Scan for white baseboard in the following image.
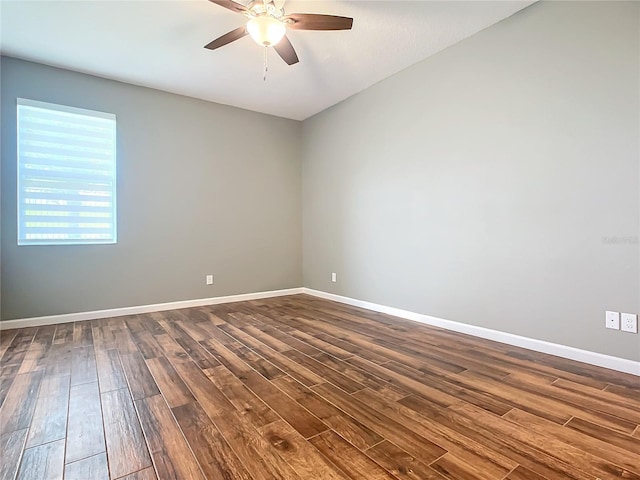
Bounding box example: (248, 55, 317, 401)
(0, 287, 304, 331)
(302, 288, 640, 377)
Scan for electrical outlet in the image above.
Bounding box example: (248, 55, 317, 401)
(621, 313, 638, 333)
(331, 272, 337, 283)
(605, 311, 620, 330)
(206, 274, 213, 285)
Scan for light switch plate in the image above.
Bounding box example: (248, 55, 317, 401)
(605, 311, 620, 330)
(621, 313, 638, 333)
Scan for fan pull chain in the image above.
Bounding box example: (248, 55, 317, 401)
(263, 46, 268, 81)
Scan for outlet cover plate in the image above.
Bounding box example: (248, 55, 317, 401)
(605, 311, 620, 330)
(621, 313, 638, 333)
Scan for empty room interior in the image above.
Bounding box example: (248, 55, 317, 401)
(1, 0, 639, 479)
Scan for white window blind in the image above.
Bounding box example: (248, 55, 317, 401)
(17, 98, 117, 245)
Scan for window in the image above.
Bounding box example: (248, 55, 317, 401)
(17, 98, 117, 245)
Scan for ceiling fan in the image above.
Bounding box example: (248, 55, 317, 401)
(204, 0, 354, 66)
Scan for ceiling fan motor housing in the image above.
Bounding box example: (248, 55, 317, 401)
(246, 0, 284, 19)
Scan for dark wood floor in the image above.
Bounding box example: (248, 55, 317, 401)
(1, 294, 639, 480)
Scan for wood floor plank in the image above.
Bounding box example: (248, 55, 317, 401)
(64, 453, 109, 480)
(603, 383, 640, 401)
(239, 322, 293, 352)
(172, 401, 255, 480)
(241, 369, 328, 438)
(171, 318, 210, 342)
(430, 452, 501, 480)
(505, 372, 640, 425)
(145, 355, 195, 408)
(204, 364, 279, 428)
(400, 341, 511, 381)
(385, 361, 515, 417)
(190, 317, 237, 345)
(316, 321, 464, 377)
(313, 382, 447, 464)
(506, 465, 548, 480)
(309, 430, 396, 480)
(553, 377, 640, 410)
(197, 329, 261, 377)
(26, 374, 70, 448)
(1, 328, 38, 377)
(165, 354, 301, 480)
(229, 345, 286, 380)
(344, 357, 457, 409)
(215, 323, 325, 387)
(0, 371, 43, 434)
(449, 402, 639, 480)
(505, 348, 639, 390)
(282, 349, 366, 393)
(123, 316, 148, 337)
(116, 468, 157, 480)
(133, 330, 164, 360)
(399, 395, 596, 480)
(44, 344, 73, 378)
(315, 330, 391, 364)
(17, 325, 56, 374)
(101, 388, 152, 479)
(198, 332, 328, 438)
(565, 417, 640, 455)
(17, 439, 65, 480)
(272, 375, 383, 450)
(119, 351, 160, 400)
(70, 346, 97, 386)
(95, 348, 127, 393)
(313, 352, 411, 396)
(53, 323, 74, 346)
(66, 381, 105, 464)
(162, 319, 221, 370)
(142, 313, 172, 335)
(0, 428, 28, 480)
(366, 440, 448, 480)
(458, 346, 609, 390)
(110, 317, 139, 355)
(135, 394, 205, 479)
(352, 388, 517, 478)
(252, 321, 325, 357)
(73, 321, 94, 347)
(258, 419, 350, 479)
(0, 375, 16, 410)
(286, 328, 355, 360)
(503, 408, 640, 475)
(476, 372, 638, 434)
(0, 329, 19, 358)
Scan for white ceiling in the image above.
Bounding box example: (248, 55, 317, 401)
(0, 0, 534, 120)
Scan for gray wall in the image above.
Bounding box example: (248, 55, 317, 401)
(302, 1, 640, 361)
(1, 57, 302, 320)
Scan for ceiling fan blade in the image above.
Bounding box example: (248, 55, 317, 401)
(283, 13, 353, 31)
(274, 35, 299, 65)
(204, 26, 248, 50)
(208, 0, 247, 14)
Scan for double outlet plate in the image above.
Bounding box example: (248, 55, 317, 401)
(606, 311, 638, 333)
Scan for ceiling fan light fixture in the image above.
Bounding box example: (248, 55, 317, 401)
(247, 15, 286, 46)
